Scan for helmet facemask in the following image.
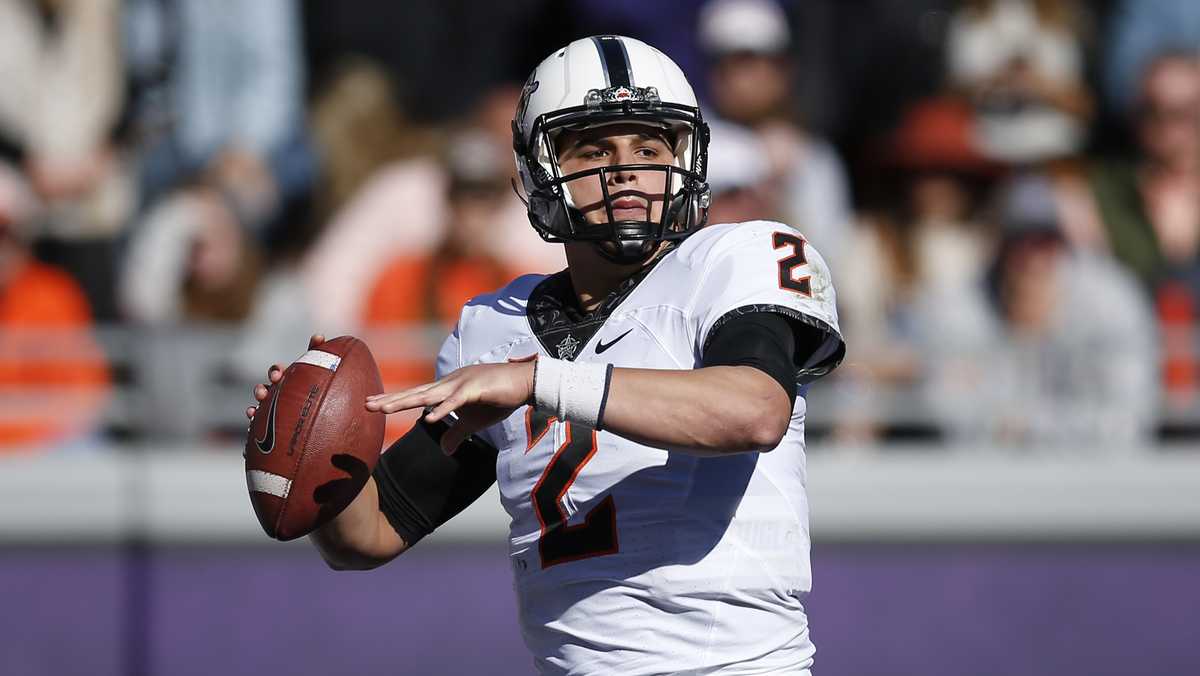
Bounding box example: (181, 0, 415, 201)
(515, 87, 712, 263)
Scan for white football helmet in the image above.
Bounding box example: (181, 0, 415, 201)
(513, 35, 711, 262)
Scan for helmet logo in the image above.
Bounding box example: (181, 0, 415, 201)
(585, 86, 661, 109)
(516, 77, 540, 125)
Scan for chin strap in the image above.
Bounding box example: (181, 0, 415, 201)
(593, 239, 657, 264)
(510, 177, 530, 207)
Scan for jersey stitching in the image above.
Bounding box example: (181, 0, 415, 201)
(698, 517, 743, 668)
(683, 223, 769, 339)
(756, 469, 806, 535)
(623, 311, 690, 369)
(746, 468, 810, 596)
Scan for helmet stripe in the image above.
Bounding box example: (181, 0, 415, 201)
(591, 35, 632, 89)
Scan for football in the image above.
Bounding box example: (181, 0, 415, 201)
(244, 336, 386, 541)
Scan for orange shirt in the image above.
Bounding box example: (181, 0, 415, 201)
(0, 260, 110, 449)
(364, 253, 513, 437)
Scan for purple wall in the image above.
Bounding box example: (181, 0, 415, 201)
(3, 543, 1198, 676)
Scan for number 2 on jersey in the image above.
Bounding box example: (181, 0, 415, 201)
(773, 231, 812, 296)
(526, 408, 619, 568)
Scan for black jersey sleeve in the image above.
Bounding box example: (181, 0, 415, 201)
(701, 310, 837, 406)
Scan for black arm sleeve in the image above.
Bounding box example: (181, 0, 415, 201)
(371, 417, 498, 546)
(702, 311, 834, 407)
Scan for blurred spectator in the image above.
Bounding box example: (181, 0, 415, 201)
(117, 177, 275, 440)
(0, 0, 123, 202)
(303, 67, 562, 333)
(704, 119, 774, 225)
(118, 0, 313, 437)
(125, 0, 312, 233)
(699, 0, 853, 268)
(363, 133, 519, 438)
(300, 58, 447, 333)
(119, 185, 264, 323)
(0, 163, 109, 450)
(1090, 52, 1200, 288)
(308, 57, 442, 222)
(1088, 51, 1200, 410)
(946, 0, 1094, 164)
(835, 101, 998, 442)
(364, 133, 517, 330)
(923, 173, 1157, 449)
(466, 82, 566, 275)
(1104, 0, 1200, 118)
(0, 0, 131, 319)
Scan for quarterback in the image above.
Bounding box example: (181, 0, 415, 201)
(249, 36, 844, 674)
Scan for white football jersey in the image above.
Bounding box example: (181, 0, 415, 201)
(435, 221, 844, 675)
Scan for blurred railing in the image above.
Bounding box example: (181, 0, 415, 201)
(2, 446, 1199, 544)
(3, 324, 1200, 546)
(0, 323, 1198, 448)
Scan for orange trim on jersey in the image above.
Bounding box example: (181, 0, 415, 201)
(527, 418, 619, 568)
(524, 405, 557, 454)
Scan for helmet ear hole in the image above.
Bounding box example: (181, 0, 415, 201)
(511, 120, 527, 154)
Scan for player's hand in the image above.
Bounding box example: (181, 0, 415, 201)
(245, 334, 325, 420)
(365, 360, 536, 454)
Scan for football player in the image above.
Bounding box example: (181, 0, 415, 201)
(248, 35, 844, 675)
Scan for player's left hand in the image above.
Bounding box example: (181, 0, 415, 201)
(365, 360, 536, 454)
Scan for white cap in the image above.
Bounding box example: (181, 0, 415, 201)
(705, 118, 769, 194)
(698, 0, 791, 57)
(446, 129, 508, 185)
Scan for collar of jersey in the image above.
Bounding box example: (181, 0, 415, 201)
(527, 245, 674, 361)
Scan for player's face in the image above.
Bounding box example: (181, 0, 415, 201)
(555, 124, 675, 226)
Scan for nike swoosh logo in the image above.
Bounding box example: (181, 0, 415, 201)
(255, 387, 280, 454)
(595, 329, 633, 354)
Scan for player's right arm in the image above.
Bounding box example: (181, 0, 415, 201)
(308, 475, 406, 570)
(306, 414, 498, 571)
(247, 332, 498, 571)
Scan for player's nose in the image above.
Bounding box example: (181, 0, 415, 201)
(607, 147, 640, 184)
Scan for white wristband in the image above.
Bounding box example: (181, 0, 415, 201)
(533, 357, 613, 429)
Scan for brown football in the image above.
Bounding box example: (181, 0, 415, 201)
(244, 336, 386, 541)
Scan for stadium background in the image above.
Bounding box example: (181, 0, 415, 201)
(1, 1, 1199, 674)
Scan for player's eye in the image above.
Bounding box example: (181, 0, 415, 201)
(635, 146, 661, 158)
(579, 148, 608, 160)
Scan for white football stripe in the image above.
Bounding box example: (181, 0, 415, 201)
(296, 349, 341, 371)
(246, 470, 291, 499)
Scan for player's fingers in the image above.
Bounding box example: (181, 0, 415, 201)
(254, 383, 270, 401)
(365, 392, 403, 413)
(365, 380, 444, 411)
(366, 380, 437, 403)
(267, 364, 284, 383)
(308, 334, 326, 350)
(421, 390, 468, 423)
(245, 405, 257, 420)
(369, 385, 447, 414)
(365, 388, 417, 411)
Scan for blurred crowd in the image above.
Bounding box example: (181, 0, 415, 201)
(2, 0, 1199, 452)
